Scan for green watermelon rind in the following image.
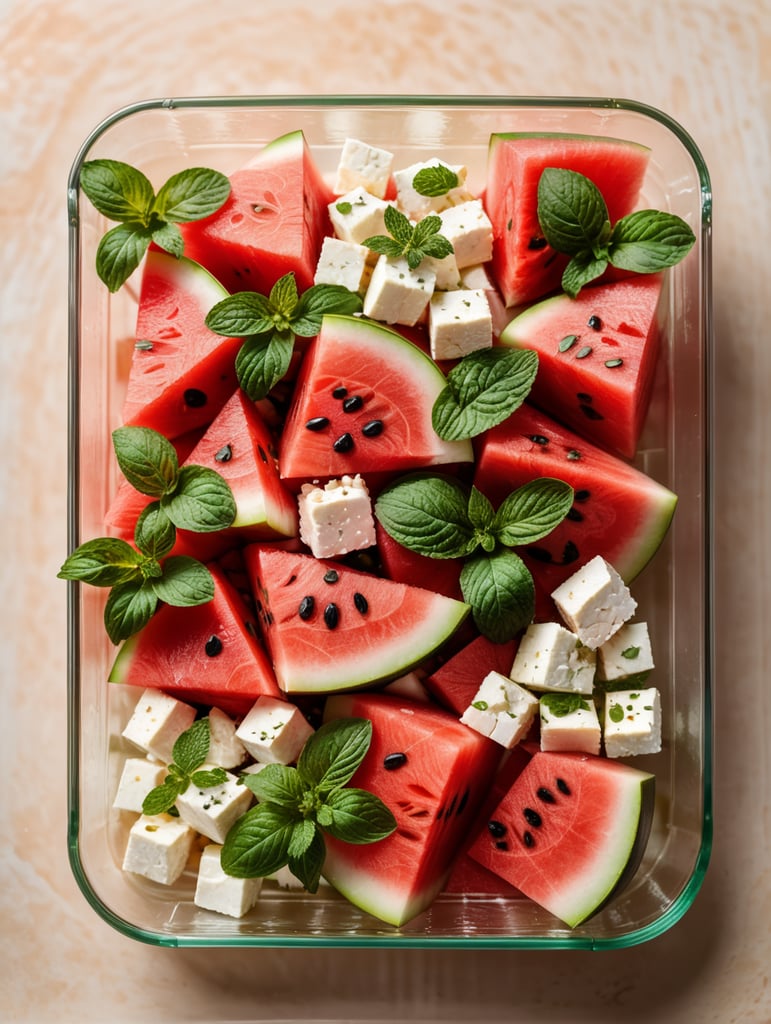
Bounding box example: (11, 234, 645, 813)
(488, 131, 650, 154)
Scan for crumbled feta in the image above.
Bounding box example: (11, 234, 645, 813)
(175, 768, 254, 844)
(122, 813, 195, 885)
(596, 621, 655, 684)
(298, 473, 376, 558)
(235, 695, 314, 764)
(460, 670, 539, 749)
(437, 199, 493, 268)
(539, 694, 601, 755)
(603, 687, 662, 757)
(428, 288, 493, 361)
(329, 187, 390, 244)
(334, 137, 394, 199)
(194, 843, 263, 918)
(509, 621, 596, 695)
(392, 159, 473, 219)
(207, 707, 248, 770)
(112, 757, 167, 813)
(314, 236, 374, 294)
(362, 254, 436, 326)
(121, 688, 197, 763)
(551, 556, 637, 650)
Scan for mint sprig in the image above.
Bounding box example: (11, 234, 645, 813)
(142, 718, 228, 815)
(536, 167, 696, 297)
(221, 718, 396, 892)
(205, 272, 362, 401)
(412, 164, 460, 198)
(375, 475, 574, 641)
(79, 159, 231, 292)
(363, 205, 454, 271)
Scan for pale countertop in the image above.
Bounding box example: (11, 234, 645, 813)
(2, 0, 769, 1021)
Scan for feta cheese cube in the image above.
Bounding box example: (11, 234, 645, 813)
(603, 687, 662, 757)
(362, 254, 436, 326)
(207, 707, 248, 770)
(112, 757, 167, 813)
(509, 621, 596, 695)
(121, 688, 197, 763)
(298, 473, 376, 558)
(313, 236, 373, 294)
(236, 695, 314, 764)
(175, 768, 253, 844)
(334, 137, 394, 199)
(539, 694, 601, 755)
(122, 813, 194, 885)
(329, 187, 390, 244)
(460, 670, 539, 749)
(392, 159, 473, 219)
(551, 556, 637, 650)
(422, 249, 463, 291)
(459, 263, 509, 339)
(194, 843, 263, 918)
(596, 621, 655, 684)
(428, 288, 493, 361)
(437, 199, 493, 268)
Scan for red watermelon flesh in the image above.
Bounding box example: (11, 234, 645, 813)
(473, 403, 677, 619)
(322, 692, 503, 926)
(467, 750, 655, 927)
(122, 251, 241, 439)
(180, 130, 333, 296)
(500, 275, 663, 460)
(108, 563, 281, 718)
(424, 633, 520, 716)
(376, 521, 463, 602)
(485, 133, 650, 308)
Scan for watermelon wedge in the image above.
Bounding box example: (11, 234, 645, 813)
(424, 633, 520, 716)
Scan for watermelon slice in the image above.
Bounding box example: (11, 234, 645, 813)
(467, 750, 655, 927)
(108, 563, 281, 717)
(485, 133, 650, 307)
(500, 275, 663, 459)
(278, 314, 474, 489)
(424, 633, 520, 716)
(322, 692, 502, 926)
(122, 251, 241, 439)
(473, 403, 677, 618)
(243, 544, 470, 693)
(180, 130, 333, 296)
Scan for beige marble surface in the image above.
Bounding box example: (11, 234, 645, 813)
(2, 0, 770, 1020)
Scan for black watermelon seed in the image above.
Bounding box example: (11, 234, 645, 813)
(579, 403, 605, 421)
(257, 444, 268, 464)
(298, 596, 315, 620)
(495, 840, 509, 850)
(556, 777, 571, 796)
(214, 444, 232, 463)
(577, 391, 593, 403)
(383, 752, 408, 770)
(305, 416, 330, 432)
(574, 489, 591, 502)
(205, 635, 223, 657)
(183, 388, 207, 408)
(353, 591, 368, 614)
(528, 434, 549, 446)
(523, 831, 535, 848)
(323, 603, 339, 629)
(456, 787, 469, 815)
(333, 432, 354, 453)
(587, 314, 603, 330)
(332, 386, 348, 399)
(526, 546, 554, 564)
(342, 395, 364, 413)
(487, 820, 506, 838)
(566, 507, 584, 522)
(562, 541, 580, 564)
(536, 786, 556, 804)
(362, 419, 384, 437)
(323, 569, 339, 584)
(527, 236, 547, 250)
(523, 807, 543, 828)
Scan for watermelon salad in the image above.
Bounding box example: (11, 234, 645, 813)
(64, 127, 695, 932)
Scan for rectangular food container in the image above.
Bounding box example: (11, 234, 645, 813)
(66, 96, 713, 949)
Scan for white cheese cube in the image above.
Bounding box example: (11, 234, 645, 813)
(437, 199, 493, 269)
(428, 288, 493, 361)
(383, 672, 430, 702)
(460, 670, 539, 749)
(207, 707, 249, 770)
(459, 264, 509, 339)
(362, 254, 436, 326)
(596, 621, 655, 683)
(298, 473, 376, 558)
(329, 187, 390, 244)
(122, 813, 194, 885)
(194, 843, 263, 918)
(539, 694, 601, 755)
(603, 687, 662, 757)
(334, 137, 394, 199)
(551, 556, 637, 650)
(392, 159, 473, 219)
(510, 621, 596, 695)
(175, 768, 253, 844)
(313, 236, 374, 294)
(113, 757, 167, 813)
(422, 249, 463, 291)
(121, 688, 197, 763)
(236, 695, 314, 764)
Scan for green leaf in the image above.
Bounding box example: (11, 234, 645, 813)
(609, 209, 696, 272)
(95, 223, 152, 292)
(150, 556, 215, 607)
(268, 272, 300, 325)
(142, 778, 182, 816)
(133, 502, 176, 559)
(243, 763, 307, 809)
(287, 817, 318, 859)
(468, 486, 495, 534)
(161, 466, 237, 532)
(540, 692, 591, 718)
(418, 232, 454, 260)
(537, 167, 610, 257)
(375, 474, 477, 559)
(152, 167, 231, 223)
(80, 159, 155, 223)
(297, 718, 372, 793)
(57, 537, 142, 587)
(561, 252, 608, 298)
(172, 717, 211, 774)
(191, 767, 229, 789)
(492, 478, 574, 547)
(104, 579, 158, 644)
(221, 803, 297, 878)
(412, 163, 459, 197)
(287, 826, 326, 893)
(383, 203, 414, 247)
(460, 549, 535, 643)
(205, 292, 276, 337)
(112, 426, 179, 497)
(362, 235, 404, 259)
(321, 787, 397, 844)
(291, 285, 363, 337)
(432, 348, 538, 441)
(235, 330, 295, 401)
(151, 220, 184, 259)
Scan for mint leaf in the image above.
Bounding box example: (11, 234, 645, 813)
(150, 220, 184, 259)
(540, 692, 591, 718)
(291, 285, 363, 337)
(364, 235, 404, 259)
(96, 224, 152, 292)
(150, 556, 215, 607)
(172, 716, 211, 774)
(142, 778, 182, 816)
(432, 347, 538, 441)
(243, 764, 307, 808)
(460, 549, 534, 643)
(80, 159, 154, 223)
(412, 164, 459, 197)
(468, 486, 496, 553)
(205, 292, 276, 337)
(104, 579, 158, 644)
(161, 465, 236, 532)
(191, 768, 229, 789)
(134, 502, 176, 559)
(383, 203, 414, 246)
(537, 167, 610, 257)
(561, 252, 608, 299)
(297, 718, 372, 793)
(492, 478, 574, 546)
(321, 787, 397, 844)
(267, 273, 300, 329)
(57, 537, 142, 587)
(287, 818, 318, 859)
(235, 330, 295, 401)
(287, 826, 326, 893)
(221, 803, 297, 878)
(363, 206, 453, 271)
(112, 426, 179, 497)
(375, 474, 476, 559)
(152, 167, 231, 223)
(609, 209, 696, 272)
